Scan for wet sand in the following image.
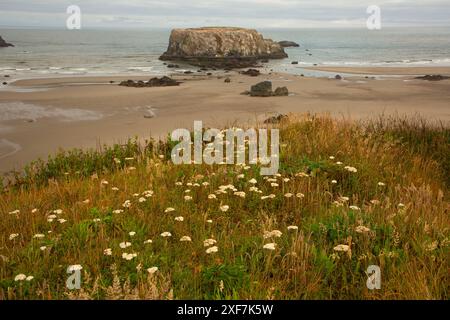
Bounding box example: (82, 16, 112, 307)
(1, 69, 450, 173)
(306, 66, 450, 76)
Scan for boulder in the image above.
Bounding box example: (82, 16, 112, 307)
(278, 41, 300, 48)
(160, 27, 288, 69)
(241, 69, 260, 77)
(335, 74, 342, 80)
(119, 76, 180, 88)
(224, 77, 231, 83)
(291, 61, 299, 65)
(274, 87, 289, 96)
(0, 36, 14, 48)
(415, 75, 450, 81)
(250, 81, 273, 97)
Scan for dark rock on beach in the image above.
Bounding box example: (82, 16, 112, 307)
(291, 61, 299, 65)
(160, 27, 288, 69)
(119, 76, 180, 88)
(248, 81, 289, 97)
(224, 77, 231, 83)
(278, 41, 300, 48)
(335, 75, 342, 80)
(415, 75, 450, 81)
(241, 69, 260, 77)
(0, 36, 14, 48)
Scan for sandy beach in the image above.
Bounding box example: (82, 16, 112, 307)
(1, 68, 450, 173)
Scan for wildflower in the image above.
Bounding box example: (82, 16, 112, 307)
(184, 189, 191, 193)
(133, 193, 140, 197)
(264, 230, 283, 239)
(271, 183, 279, 187)
(425, 241, 439, 252)
(263, 243, 276, 251)
(26, 276, 34, 281)
(175, 216, 184, 222)
(33, 234, 45, 239)
(220, 205, 230, 212)
(68, 265, 83, 272)
(9, 210, 20, 215)
(284, 193, 293, 198)
(138, 197, 147, 203)
(129, 232, 136, 237)
(206, 246, 218, 254)
(283, 178, 290, 183)
(336, 162, 343, 166)
(82, 199, 90, 204)
(202, 182, 210, 187)
(127, 167, 136, 171)
(184, 196, 193, 201)
(339, 196, 350, 202)
(349, 206, 361, 211)
(356, 226, 371, 233)
(103, 248, 112, 256)
(9, 233, 19, 240)
(288, 226, 299, 231)
(165, 207, 175, 213)
(101, 180, 109, 185)
(161, 232, 172, 238)
(344, 166, 358, 173)
(333, 245, 350, 252)
(114, 158, 121, 164)
(234, 191, 246, 198)
(370, 200, 381, 205)
(237, 174, 245, 179)
(206, 219, 213, 224)
(175, 182, 183, 186)
(208, 194, 217, 200)
(180, 236, 192, 242)
(122, 200, 132, 208)
(296, 193, 305, 199)
(249, 178, 257, 184)
(204, 239, 217, 247)
(329, 156, 335, 160)
(125, 157, 134, 161)
(93, 218, 101, 222)
(112, 187, 119, 191)
(119, 242, 132, 249)
(147, 267, 158, 274)
(398, 203, 406, 208)
(113, 209, 124, 214)
(143, 190, 154, 197)
(122, 253, 137, 261)
(378, 182, 386, 187)
(31, 209, 38, 213)
(58, 219, 67, 224)
(144, 239, 153, 244)
(159, 155, 165, 159)
(331, 180, 338, 184)
(14, 274, 27, 281)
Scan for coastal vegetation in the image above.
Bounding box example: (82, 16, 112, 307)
(0, 114, 448, 300)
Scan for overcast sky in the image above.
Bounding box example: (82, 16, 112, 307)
(0, 0, 449, 29)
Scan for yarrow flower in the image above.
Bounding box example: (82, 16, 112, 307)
(119, 242, 132, 249)
(378, 182, 386, 187)
(344, 166, 358, 173)
(219, 205, 230, 212)
(129, 231, 136, 237)
(144, 239, 153, 244)
(33, 234, 45, 239)
(147, 267, 158, 274)
(180, 236, 192, 242)
(184, 196, 193, 201)
(104, 248, 113, 256)
(204, 239, 217, 247)
(113, 209, 124, 214)
(349, 205, 361, 211)
(161, 232, 172, 238)
(264, 230, 283, 239)
(263, 243, 276, 251)
(122, 200, 132, 208)
(284, 193, 293, 198)
(206, 246, 218, 254)
(9, 233, 19, 240)
(208, 194, 217, 200)
(14, 274, 27, 282)
(249, 178, 257, 184)
(175, 216, 184, 222)
(333, 244, 350, 252)
(287, 226, 299, 231)
(122, 253, 137, 261)
(164, 207, 175, 213)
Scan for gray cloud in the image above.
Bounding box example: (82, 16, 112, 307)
(0, 0, 449, 28)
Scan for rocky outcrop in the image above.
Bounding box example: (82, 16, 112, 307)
(119, 76, 180, 88)
(278, 41, 300, 48)
(160, 27, 287, 68)
(240, 69, 260, 77)
(415, 75, 449, 81)
(246, 81, 289, 97)
(0, 36, 14, 48)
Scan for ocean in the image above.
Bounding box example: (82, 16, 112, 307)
(1, 27, 450, 79)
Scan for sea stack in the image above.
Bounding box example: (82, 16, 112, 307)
(160, 27, 288, 68)
(0, 36, 14, 47)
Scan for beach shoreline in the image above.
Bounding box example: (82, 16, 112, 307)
(1, 67, 450, 174)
